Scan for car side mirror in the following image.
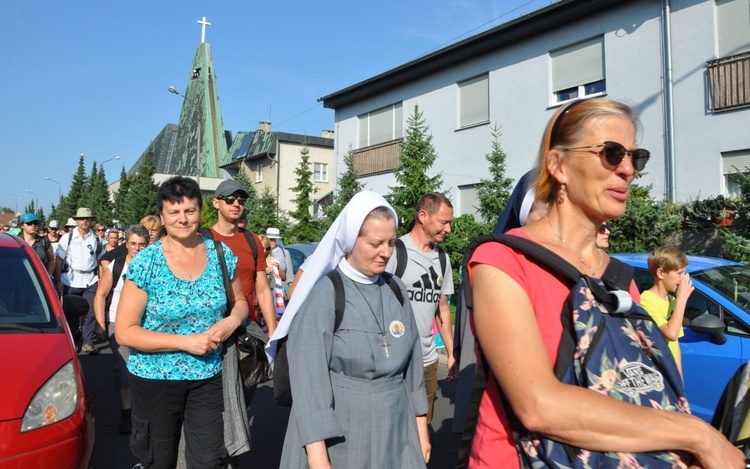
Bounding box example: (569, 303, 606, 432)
(62, 295, 89, 320)
(688, 314, 727, 345)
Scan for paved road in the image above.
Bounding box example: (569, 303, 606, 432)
(83, 346, 461, 468)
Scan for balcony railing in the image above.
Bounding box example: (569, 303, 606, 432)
(708, 52, 750, 112)
(353, 140, 402, 176)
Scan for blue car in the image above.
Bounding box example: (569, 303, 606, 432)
(612, 253, 750, 422)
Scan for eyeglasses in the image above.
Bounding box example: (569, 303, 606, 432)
(96, 228, 106, 233)
(560, 141, 650, 172)
(148, 228, 160, 234)
(219, 195, 246, 205)
(127, 242, 148, 249)
(23, 221, 39, 226)
(598, 224, 611, 235)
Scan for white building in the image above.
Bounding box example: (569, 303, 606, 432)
(320, 0, 750, 219)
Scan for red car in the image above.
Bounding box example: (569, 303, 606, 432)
(0, 233, 95, 468)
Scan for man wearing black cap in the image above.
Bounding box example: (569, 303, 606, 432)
(208, 179, 277, 337)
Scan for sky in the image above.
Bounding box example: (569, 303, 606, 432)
(1, 0, 555, 217)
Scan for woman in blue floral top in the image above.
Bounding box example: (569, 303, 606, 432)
(115, 176, 249, 469)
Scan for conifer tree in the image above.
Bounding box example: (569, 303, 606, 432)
(119, 153, 159, 225)
(246, 186, 280, 235)
(288, 143, 319, 242)
(389, 104, 443, 234)
(112, 165, 131, 225)
(58, 155, 88, 220)
(321, 144, 365, 230)
(476, 124, 515, 223)
(234, 170, 259, 218)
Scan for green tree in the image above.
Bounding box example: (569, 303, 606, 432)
(112, 165, 132, 225)
(389, 104, 443, 234)
(442, 213, 492, 294)
(201, 198, 217, 229)
(476, 124, 515, 223)
(246, 186, 280, 235)
(288, 143, 319, 243)
(82, 165, 114, 226)
(119, 153, 159, 226)
(608, 181, 682, 253)
(58, 155, 88, 220)
(321, 143, 365, 230)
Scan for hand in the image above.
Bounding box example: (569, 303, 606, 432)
(676, 273, 695, 300)
(55, 281, 63, 296)
(95, 323, 107, 341)
(690, 421, 745, 469)
(445, 354, 458, 381)
(207, 316, 241, 343)
(182, 333, 222, 356)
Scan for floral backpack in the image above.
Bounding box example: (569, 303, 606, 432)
(456, 234, 690, 469)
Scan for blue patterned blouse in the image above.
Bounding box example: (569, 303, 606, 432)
(125, 237, 237, 380)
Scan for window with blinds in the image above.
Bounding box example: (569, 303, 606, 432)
(717, 0, 750, 58)
(550, 37, 606, 103)
(458, 74, 489, 128)
(723, 149, 750, 196)
(358, 103, 403, 148)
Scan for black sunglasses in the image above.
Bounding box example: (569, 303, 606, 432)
(598, 223, 611, 235)
(24, 221, 39, 226)
(219, 195, 246, 205)
(561, 141, 650, 172)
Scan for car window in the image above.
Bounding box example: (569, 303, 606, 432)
(632, 268, 654, 292)
(0, 248, 57, 331)
(287, 248, 306, 275)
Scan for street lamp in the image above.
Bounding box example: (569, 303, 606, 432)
(25, 190, 39, 210)
(101, 156, 121, 165)
(168, 85, 202, 188)
(10, 197, 22, 214)
(46, 177, 62, 202)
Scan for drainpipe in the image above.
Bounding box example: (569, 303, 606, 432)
(662, 0, 676, 202)
(275, 138, 281, 220)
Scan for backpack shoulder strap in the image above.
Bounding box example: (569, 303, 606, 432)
(213, 239, 234, 318)
(380, 272, 404, 306)
(112, 256, 126, 289)
(602, 257, 635, 292)
(436, 245, 448, 278)
(326, 270, 346, 332)
(200, 228, 214, 240)
(394, 238, 408, 278)
(242, 230, 259, 263)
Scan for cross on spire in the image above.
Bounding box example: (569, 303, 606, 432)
(197, 16, 211, 43)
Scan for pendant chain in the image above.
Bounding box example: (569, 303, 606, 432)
(544, 215, 603, 276)
(169, 236, 199, 280)
(353, 281, 391, 360)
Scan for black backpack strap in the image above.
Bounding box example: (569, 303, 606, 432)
(200, 228, 214, 240)
(380, 272, 404, 306)
(394, 238, 408, 278)
(112, 256, 126, 291)
(213, 239, 234, 317)
(242, 230, 259, 262)
(104, 255, 127, 323)
(326, 271, 346, 332)
(601, 257, 634, 292)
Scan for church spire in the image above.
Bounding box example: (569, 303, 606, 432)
(171, 17, 227, 184)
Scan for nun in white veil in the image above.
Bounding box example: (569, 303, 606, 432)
(272, 191, 430, 469)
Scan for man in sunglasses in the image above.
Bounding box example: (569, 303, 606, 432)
(55, 207, 104, 354)
(205, 180, 277, 411)
(19, 213, 55, 275)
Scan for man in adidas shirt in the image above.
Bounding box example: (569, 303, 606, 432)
(386, 192, 456, 424)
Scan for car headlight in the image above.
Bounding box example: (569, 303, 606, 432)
(21, 361, 78, 432)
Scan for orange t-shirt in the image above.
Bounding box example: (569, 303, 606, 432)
(210, 228, 268, 322)
(466, 229, 640, 468)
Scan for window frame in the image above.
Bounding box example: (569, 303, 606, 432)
(358, 102, 403, 149)
(458, 74, 490, 129)
(255, 164, 263, 183)
(313, 162, 329, 182)
(550, 36, 606, 104)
